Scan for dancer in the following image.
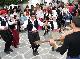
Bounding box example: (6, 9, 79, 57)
(8, 14, 19, 48)
(0, 10, 13, 54)
(22, 12, 43, 56)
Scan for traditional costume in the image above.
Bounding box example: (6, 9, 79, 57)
(22, 13, 43, 56)
(8, 14, 19, 48)
(0, 10, 13, 54)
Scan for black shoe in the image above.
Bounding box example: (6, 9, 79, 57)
(36, 51, 39, 55)
(9, 48, 13, 52)
(52, 47, 54, 51)
(4, 50, 10, 54)
(33, 52, 37, 56)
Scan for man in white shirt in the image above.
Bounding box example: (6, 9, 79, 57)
(0, 10, 13, 54)
(22, 12, 43, 56)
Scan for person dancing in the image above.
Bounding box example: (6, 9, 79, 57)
(22, 12, 44, 56)
(0, 10, 13, 54)
(8, 14, 19, 48)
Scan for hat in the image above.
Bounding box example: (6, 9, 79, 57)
(1, 10, 7, 15)
(0, 10, 1, 15)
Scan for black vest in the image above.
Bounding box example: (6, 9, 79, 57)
(27, 19, 38, 31)
(0, 17, 7, 34)
(0, 17, 6, 26)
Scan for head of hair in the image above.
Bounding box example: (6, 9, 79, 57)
(36, 3, 39, 6)
(69, 3, 73, 6)
(26, 5, 29, 8)
(30, 12, 35, 16)
(72, 16, 80, 28)
(0, 10, 7, 15)
(49, 3, 52, 5)
(52, 7, 56, 10)
(45, 16, 49, 20)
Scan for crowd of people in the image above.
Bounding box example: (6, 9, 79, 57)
(0, 1, 80, 59)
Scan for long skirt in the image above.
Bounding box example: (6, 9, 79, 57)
(11, 29, 19, 48)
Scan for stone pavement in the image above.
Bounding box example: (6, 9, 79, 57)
(0, 30, 67, 59)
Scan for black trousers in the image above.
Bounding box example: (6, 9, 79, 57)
(28, 31, 40, 52)
(0, 30, 13, 51)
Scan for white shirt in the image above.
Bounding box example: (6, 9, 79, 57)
(52, 10, 58, 19)
(22, 19, 44, 31)
(62, 8, 69, 15)
(53, 21, 58, 29)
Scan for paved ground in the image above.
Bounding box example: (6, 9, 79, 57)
(0, 30, 67, 59)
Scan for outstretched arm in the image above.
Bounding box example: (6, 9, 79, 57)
(49, 36, 69, 55)
(34, 40, 50, 45)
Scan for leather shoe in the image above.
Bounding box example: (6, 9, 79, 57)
(33, 51, 39, 56)
(9, 48, 13, 52)
(36, 51, 39, 55)
(4, 51, 10, 54)
(33, 52, 36, 56)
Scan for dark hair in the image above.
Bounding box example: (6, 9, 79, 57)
(30, 12, 35, 16)
(26, 5, 29, 8)
(72, 16, 80, 27)
(49, 3, 52, 5)
(69, 3, 73, 6)
(52, 7, 56, 10)
(36, 3, 39, 6)
(45, 16, 49, 20)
